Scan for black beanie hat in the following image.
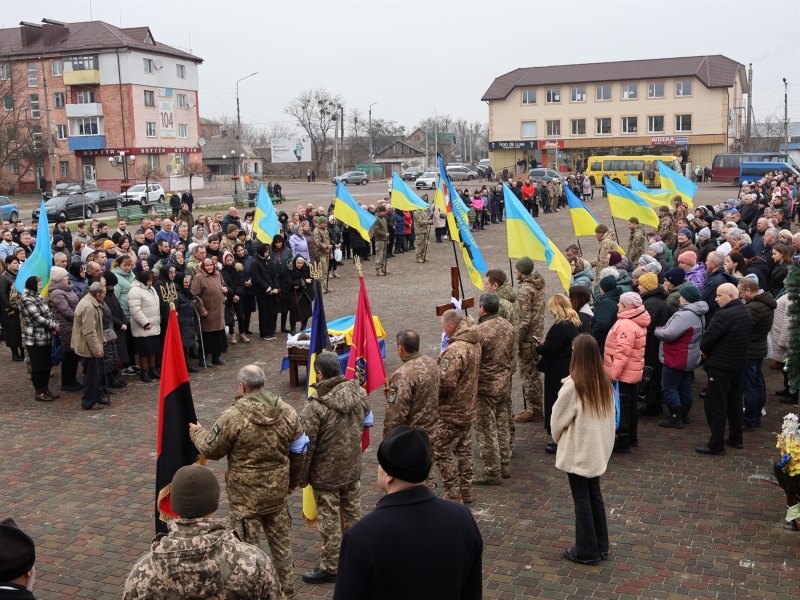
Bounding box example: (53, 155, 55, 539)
(0, 518, 35, 582)
(170, 465, 220, 519)
(377, 425, 432, 483)
(102, 271, 118, 286)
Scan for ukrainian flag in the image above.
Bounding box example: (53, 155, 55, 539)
(658, 161, 696, 208)
(389, 173, 428, 212)
(627, 174, 673, 209)
(15, 200, 53, 296)
(604, 177, 660, 228)
(333, 180, 376, 241)
(503, 183, 571, 292)
(565, 186, 625, 254)
(253, 184, 281, 244)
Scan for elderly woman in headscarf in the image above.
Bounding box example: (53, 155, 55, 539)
(191, 223, 208, 247)
(18, 276, 60, 401)
(289, 224, 310, 261)
(48, 265, 81, 392)
(191, 258, 228, 368)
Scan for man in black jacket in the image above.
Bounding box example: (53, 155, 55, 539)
(333, 426, 483, 600)
(697, 283, 753, 455)
(739, 278, 776, 429)
(701, 252, 738, 323)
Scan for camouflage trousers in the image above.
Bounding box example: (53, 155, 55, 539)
(374, 241, 387, 272)
(312, 479, 362, 574)
(315, 255, 329, 290)
(475, 393, 510, 477)
(415, 227, 429, 260)
(518, 345, 543, 421)
(432, 420, 473, 502)
(231, 507, 294, 597)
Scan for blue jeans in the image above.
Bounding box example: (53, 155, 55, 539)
(661, 366, 693, 409)
(742, 359, 765, 427)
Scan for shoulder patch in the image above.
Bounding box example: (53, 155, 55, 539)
(205, 423, 221, 445)
(441, 357, 451, 371)
(387, 385, 398, 403)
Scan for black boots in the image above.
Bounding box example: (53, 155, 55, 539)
(140, 370, 153, 383)
(658, 411, 684, 429)
(681, 403, 692, 425)
(148, 368, 161, 380)
(11, 347, 23, 362)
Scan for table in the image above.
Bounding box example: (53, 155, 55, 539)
(281, 339, 386, 388)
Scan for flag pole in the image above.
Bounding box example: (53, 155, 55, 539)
(508, 257, 514, 287)
(450, 239, 469, 317)
(576, 238, 583, 257)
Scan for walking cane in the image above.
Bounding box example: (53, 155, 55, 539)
(192, 303, 207, 368)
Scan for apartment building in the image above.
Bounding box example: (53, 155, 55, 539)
(482, 55, 748, 174)
(0, 18, 203, 193)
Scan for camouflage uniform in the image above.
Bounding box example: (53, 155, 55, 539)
(300, 376, 370, 574)
(313, 227, 331, 289)
(475, 314, 515, 478)
(495, 279, 519, 441)
(517, 272, 546, 421)
(190, 391, 305, 597)
(657, 213, 676, 248)
(628, 225, 647, 264)
(384, 352, 440, 491)
(373, 212, 389, 274)
(123, 518, 281, 600)
(413, 209, 431, 261)
(591, 230, 619, 284)
(435, 317, 481, 502)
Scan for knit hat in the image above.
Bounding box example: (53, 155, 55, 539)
(638, 254, 657, 267)
(642, 261, 662, 274)
(515, 257, 534, 275)
(170, 464, 220, 519)
(629, 217, 639, 224)
(678, 251, 697, 266)
(595, 224, 608, 234)
(608, 251, 622, 266)
(103, 240, 116, 250)
(377, 425, 432, 483)
(649, 241, 665, 254)
(679, 285, 701, 303)
(659, 205, 670, 213)
(0, 518, 35, 582)
(698, 227, 711, 239)
(599, 275, 618, 292)
(53, 234, 64, 244)
(227, 224, 239, 234)
(137, 245, 150, 256)
(620, 291, 642, 308)
(639, 272, 658, 291)
(740, 244, 756, 259)
(678, 228, 693, 239)
(103, 270, 118, 286)
(664, 267, 686, 285)
(50, 266, 68, 282)
(632, 266, 645, 280)
(188, 242, 198, 255)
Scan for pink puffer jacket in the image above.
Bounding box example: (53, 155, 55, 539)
(603, 306, 651, 384)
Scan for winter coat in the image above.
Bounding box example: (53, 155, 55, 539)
(489, 190, 501, 216)
(71, 293, 104, 358)
(696, 238, 717, 264)
(570, 264, 595, 290)
(437, 317, 481, 427)
(685, 263, 706, 290)
(49, 279, 79, 352)
(603, 306, 651, 384)
(234, 253, 256, 299)
(127, 280, 161, 338)
(641, 286, 670, 365)
(289, 233, 309, 261)
(578, 304, 593, 334)
(700, 300, 753, 377)
(251, 253, 277, 295)
(174, 285, 196, 349)
(536, 319, 580, 434)
(701, 268, 739, 323)
(655, 301, 708, 371)
(652, 251, 670, 275)
(747, 257, 770, 291)
(191, 268, 226, 333)
(665, 281, 689, 315)
(112, 267, 135, 319)
(432, 205, 447, 229)
(285, 256, 314, 323)
(770, 294, 791, 362)
(591, 287, 622, 352)
(674, 241, 699, 265)
(771, 262, 789, 296)
(68, 273, 87, 297)
(103, 290, 129, 364)
(744, 291, 777, 360)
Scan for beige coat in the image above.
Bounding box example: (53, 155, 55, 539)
(127, 280, 161, 337)
(71, 293, 104, 358)
(551, 376, 616, 478)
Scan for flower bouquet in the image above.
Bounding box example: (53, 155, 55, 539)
(775, 413, 800, 530)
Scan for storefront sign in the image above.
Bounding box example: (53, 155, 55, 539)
(488, 140, 537, 151)
(651, 136, 676, 145)
(538, 139, 565, 149)
(75, 147, 200, 157)
(675, 136, 689, 145)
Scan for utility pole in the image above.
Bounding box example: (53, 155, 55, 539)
(339, 105, 344, 173)
(369, 102, 377, 179)
(434, 110, 438, 161)
(745, 63, 753, 149)
(40, 59, 57, 192)
(333, 114, 338, 178)
(784, 78, 790, 151)
(235, 72, 258, 176)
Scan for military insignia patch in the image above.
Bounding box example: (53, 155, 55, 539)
(387, 385, 398, 403)
(205, 423, 221, 444)
(441, 357, 451, 371)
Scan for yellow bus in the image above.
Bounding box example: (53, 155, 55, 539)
(584, 155, 682, 187)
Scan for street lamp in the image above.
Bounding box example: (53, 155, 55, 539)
(369, 102, 377, 178)
(109, 151, 136, 205)
(223, 151, 245, 194)
(235, 72, 258, 160)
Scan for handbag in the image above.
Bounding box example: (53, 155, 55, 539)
(535, 356, 547, 373)
(333, 248, 342, 262)
(612, 381, 621, 431)
(103, 328, 117, 343)
(51, 333, 64, 366)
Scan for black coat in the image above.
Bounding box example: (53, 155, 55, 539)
(285, 258, 314, 323)
(537, 320, 580, 434)
(747, 257, 770, 291)
(333, 486, 483, 600)
(701, 268, 739, 324)
(771, 262, 789, 296)
(700, 300, 753, 377)
(591, 287, 622, 352)
(696, 238, 717, 264)
(251, 254, 277, 294)
(103, 289, 129, 364)
(641, 286, 670, 366)
(175, 285, 196, 349)
(745, 292, 776, 360)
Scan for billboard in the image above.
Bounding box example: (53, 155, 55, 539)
(158, 88, 175, 139)
(271, 137, 311, 163)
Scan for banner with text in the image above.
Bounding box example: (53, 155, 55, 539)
(271, 138, 312, 163)
(158, 88, 175, 139)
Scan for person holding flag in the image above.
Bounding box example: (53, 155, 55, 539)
(18, 275, 59, 403)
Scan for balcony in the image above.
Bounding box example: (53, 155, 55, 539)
(68, 135, 106, 151)
(64, 69, 100, 86)
(65, 103, 103, 118)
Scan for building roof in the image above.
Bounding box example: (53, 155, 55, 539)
(481, 55, 746, 101)
(0, 19, 202, 62)
(199, 117, 221, 126)
(375, 139, 425, 157)
(407, 127, 456, 145)
(201, 135, 262, 161)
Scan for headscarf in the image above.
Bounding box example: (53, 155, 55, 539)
(24, 276, 39, 292)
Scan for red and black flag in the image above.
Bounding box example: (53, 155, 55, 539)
(155, 309, 201, 533)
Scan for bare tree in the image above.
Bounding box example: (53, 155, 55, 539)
(748, 112, 786, 152)
(135, 163, 166, 191)
(285, 88, 343, 174)
(181, 161, 209, 194)
(205, 115, 296, 149)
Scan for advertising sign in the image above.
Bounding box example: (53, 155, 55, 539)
(271, 137, 312, 162)
(538, 139, 565, 149)
(488, 140, 536, 151)
(158, 88, 175, 139)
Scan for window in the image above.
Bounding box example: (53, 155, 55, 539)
(76, 90, 96, 104)
(146, 121, 157, 137)
(2, 95, 11, 111)
(71, 117, 99, 136)
(675, 80, 692, 97)
(27, 63, 37, 87)
(648, 115, 664, 133)
(56, 124, 68, 140)
(622, 84, 637, 99)
(621, 116, 638, 134)
(54, 92, 65, 108)
(177, 94, 187, 109)
(521, 89, 536, 105)
(143, 58, 153, 74)
(596, 118, 611, 135)
(545, 88, 560, 103)
(521, 121, 537, 138)
(177, 153, 189, 167)
(51, 60, 63, 76)
(675, 114, 692, 132)
(70, 56, 97, 70)
(176, 64, 186, 79)
(0, 64, 9, 80)
(148, 154, 160, 169)
(60, 161, 70, 177)
(571, 87, 586, 102)
(29, 94, 40, 119)
(648, 82, 664, 98)
(144, 90, 155, 106)
(546, 120, 560, 136)
(32, 125, 42, 150)
(596, 85, 611, 101)
(178, 124, 188, 138)
(571, 119, 586, 135)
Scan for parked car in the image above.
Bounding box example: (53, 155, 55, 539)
(0, 196, 20, 222)
(44, 183, 72, 198)
(445, 166, 476, 181)
(124, 183, 166, 206)
(402, 167, 423, 181)
(65, 183, 98, 195)
(33, 195, 97, 221)
(332, 171, 369, 185)
(84, 190, 123, 212)
(415, 171, 440, 190)
(527, 168, 564, 183)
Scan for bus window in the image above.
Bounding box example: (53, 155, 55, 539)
(605, 160, 624, 171)
(590, 161, 602, 171)
(627, 160, 644, 171)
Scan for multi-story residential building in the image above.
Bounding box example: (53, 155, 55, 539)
(482, 55, 748, 174)
(0, 18, 203, 193)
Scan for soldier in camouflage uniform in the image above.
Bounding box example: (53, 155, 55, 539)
(627, 217, 648, 264)
(413, 206, 432, 263)
(189, 365, 306, 598)
(513, 257, 546, 423)
(373, 205, 390, 276)
(591, 224, 619, 286)
(473, 293, 515, 484)
(435, 309, 481, 503)
(300, 352, 371, 585)
(384, 329, 440, 491)
(313, 217, 332, 292)
(657, 206, 676, 249)
(123, 464, 282, 600)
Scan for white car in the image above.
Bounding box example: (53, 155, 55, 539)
(124, 183, 166, 207)
(415, 171, 440, 189)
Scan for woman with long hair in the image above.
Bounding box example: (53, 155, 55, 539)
(270, 234, 292, 333)
(116, 237, 137, 262)
(724, 251, 747, 280)
(551, 334, 615, 565)
(286, 255, 314, 334)
(569, 285, 593, 333)
(537, 295, 581, 454)
(251, 243, 278, 340)
(770, 244, 792, 297)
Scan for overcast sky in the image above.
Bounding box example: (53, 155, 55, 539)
(3, 0, 799, 134)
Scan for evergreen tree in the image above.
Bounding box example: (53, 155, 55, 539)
(786, 266, 800, 390)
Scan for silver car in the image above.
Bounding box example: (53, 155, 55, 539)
(446, 166, 477, 181)
(332, 171, 369, 185)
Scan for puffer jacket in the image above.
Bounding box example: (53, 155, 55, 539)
(745, 291, 777, 360)
(49, 279, 78, 352)
(770, 294, 791, 362)
(685, 263, 706, 290)
(127, 280, 161, 337)
(112, 266, 135, 319)
(570, 262, 595, 290)
(655, 301, 708, 370)
(603, 306, 651, 384)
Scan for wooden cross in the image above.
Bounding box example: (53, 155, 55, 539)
(436, 267, 474, 317)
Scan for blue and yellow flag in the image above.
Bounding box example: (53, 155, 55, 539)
(658, 161, 696, 208)
(389, 173, 428, 212)
(565, 186, 625, 254)
(503, 183, 571, 292)
(604, 177, 660, 228)
(306, 279, 331, 395)
(253, 184, 281, 244)
(333, 180, 376, 241)
(15, 200, 53, 295)
(627, 174, 673, 210)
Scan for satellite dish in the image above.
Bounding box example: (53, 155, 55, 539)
(154, 59, 163, 70)
(187, 98, 196, 108)
(198, 138, 206, 147)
